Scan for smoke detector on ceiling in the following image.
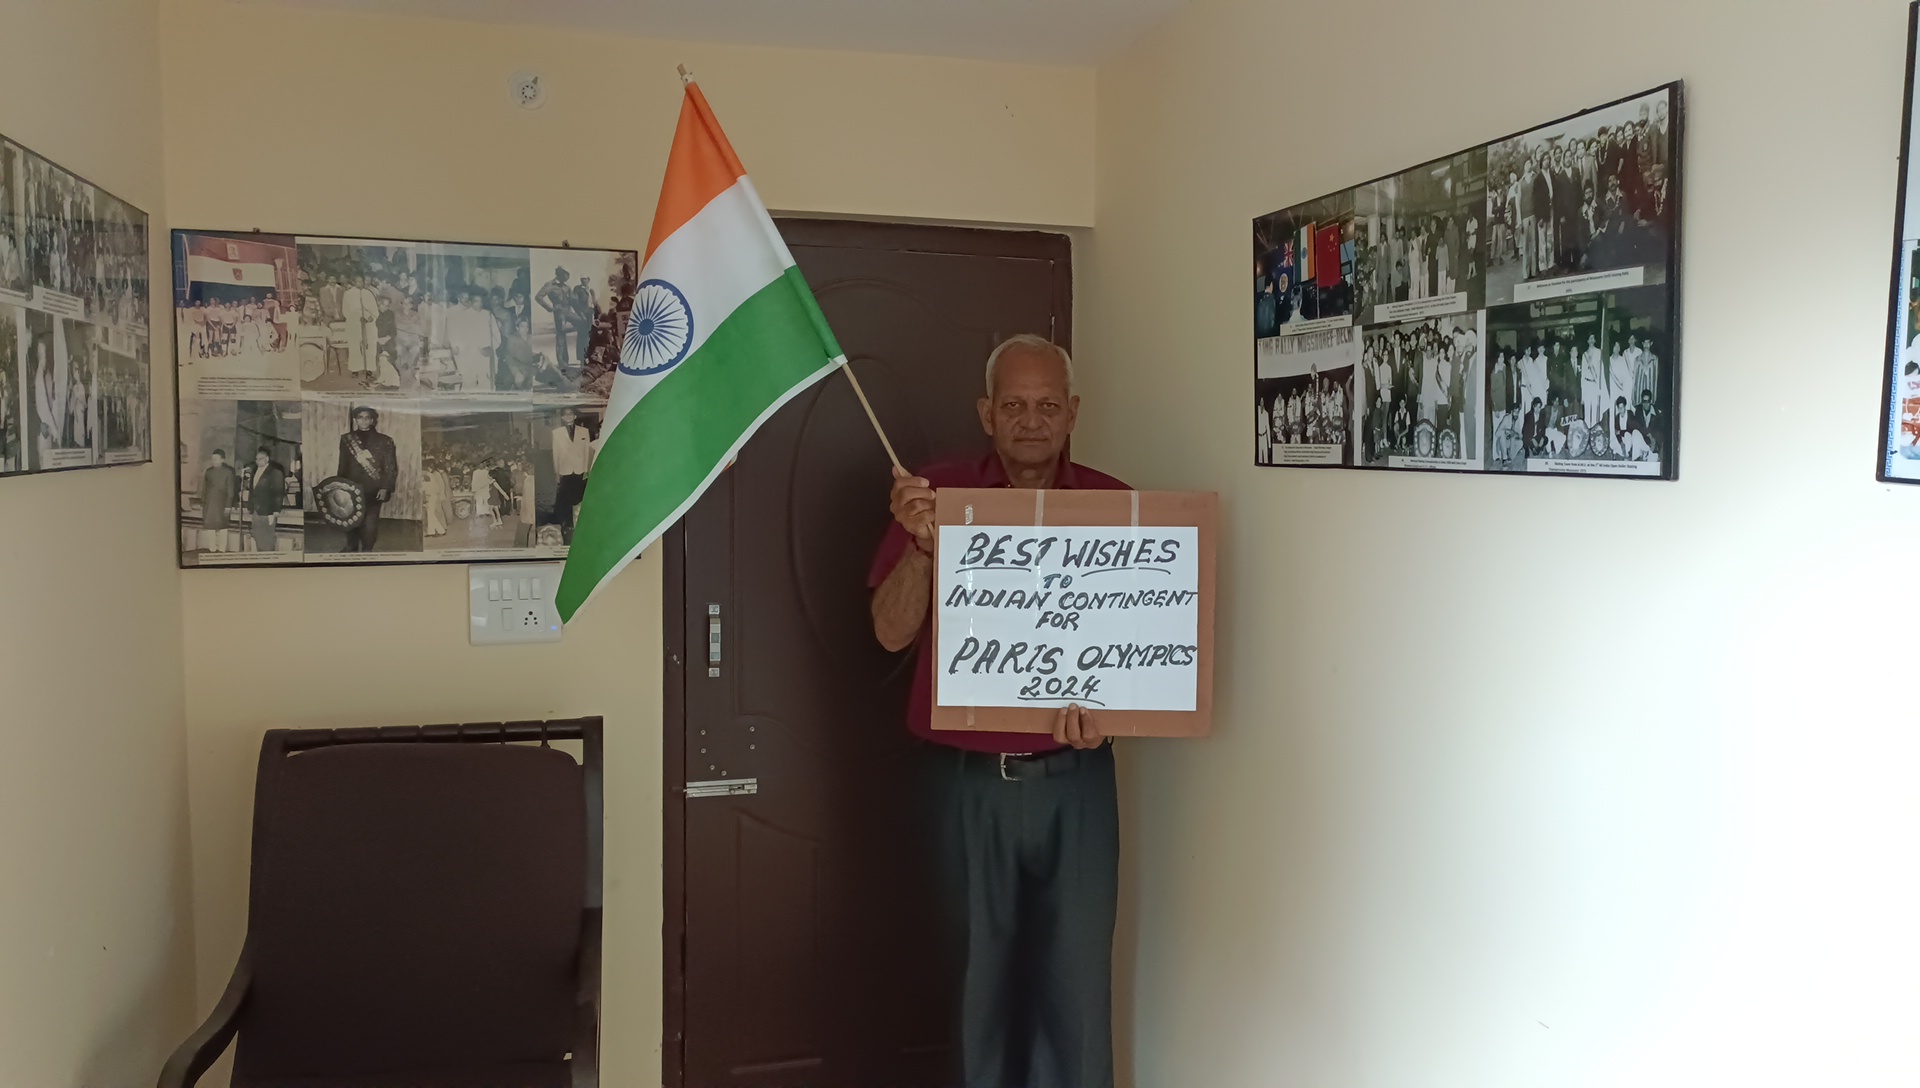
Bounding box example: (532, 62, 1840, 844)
(509, 70, 545, 110)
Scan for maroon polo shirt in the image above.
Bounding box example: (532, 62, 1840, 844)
(867, 450, 1130, 754)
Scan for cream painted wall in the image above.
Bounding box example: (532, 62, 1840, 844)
(0, 0, 196, 1083)
(161, 2, 1094, 1083)
(1080, 0, 1920, 1085)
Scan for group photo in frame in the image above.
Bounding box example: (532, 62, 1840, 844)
(0, 134, 152, 479)
(1880, 4, 1920, 482)
(172, 229, 637, 567)
(1253, 83, 1684, 480)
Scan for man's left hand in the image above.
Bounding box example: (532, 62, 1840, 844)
(1053, 703, 1103, 750)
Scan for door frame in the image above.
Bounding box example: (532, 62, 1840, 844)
(660, 218, 1073, 1087)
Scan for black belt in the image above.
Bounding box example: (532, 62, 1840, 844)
(961, 743, 1107, 782)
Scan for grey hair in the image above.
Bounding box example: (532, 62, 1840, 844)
(984, 333, 1075, 397)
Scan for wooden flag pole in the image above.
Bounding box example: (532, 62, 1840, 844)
(674, 62, 902, 475)
(837, 361, 906, 474)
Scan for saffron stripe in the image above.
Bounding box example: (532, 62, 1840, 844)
(644, 84, 749, 262)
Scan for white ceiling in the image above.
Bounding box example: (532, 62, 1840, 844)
(265, 0, 1188, 64)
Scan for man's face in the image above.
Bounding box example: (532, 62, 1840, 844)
(561, 409, 578, 427)
(353, 412, 375, 432)
(255, 451, 269, 468)
(977, 345, 1077, 472)
(210, 453, 224, 467)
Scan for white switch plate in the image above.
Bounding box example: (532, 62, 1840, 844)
(469, 563, 564, 645)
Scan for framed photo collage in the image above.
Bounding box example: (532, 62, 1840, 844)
(0, 135, 151, 480)
(173, 230, 638, 567)
(1254, 84, 1683, 480)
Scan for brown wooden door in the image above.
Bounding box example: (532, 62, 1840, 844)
(663, 220, 1072, 1088)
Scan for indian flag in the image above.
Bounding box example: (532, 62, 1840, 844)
(557, 78, 844, 622)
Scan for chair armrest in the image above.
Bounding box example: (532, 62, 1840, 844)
(576, 907, 602, 1006)
(157, 943, 253, 1088)
(570, 908, 601, 1088)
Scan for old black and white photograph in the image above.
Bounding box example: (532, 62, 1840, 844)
(176, 232, 300, 397)
(179, 400, 304, 565)
(293, 238, 460, 393)
(1358, 313, 1483, 469)
(23, 149, 96, 316)
(94, 341, 149, 464)
(0, 142, 27, 298)
(420, 412, 541, 556)
(302, 400, 422, 558)
(1355, 149, 1486, 326)
(93, 193, 147, 330)
(1484, 87, 1674, 307)
(1256, 368, 1354, 467)
(1254, 326, 1357, 466)
(1254, 192, 1358, 338)
(530, 248, 636, 400)
(0, 305, 19, 474)
(23, 312, 97, 471)
(1889, 243, 1920, 476)
(1484, 285, 1668, 475)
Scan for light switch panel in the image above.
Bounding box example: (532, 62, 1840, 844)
(469, 563, 564, 645)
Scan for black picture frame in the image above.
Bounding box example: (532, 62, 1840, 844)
(171, 227, 638, 569)
(1878, 3, 1920, 483)
(1252, 82, 1685, 481)
(0, 133, 153, 481)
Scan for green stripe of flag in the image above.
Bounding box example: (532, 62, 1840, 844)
(557, 267, 841, 620)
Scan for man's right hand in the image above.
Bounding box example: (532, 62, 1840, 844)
(888, 466, 935, 550)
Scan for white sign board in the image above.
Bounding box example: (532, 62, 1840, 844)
(935, 524, 1201, 711)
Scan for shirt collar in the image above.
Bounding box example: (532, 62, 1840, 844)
(976, 448, 1080, 489)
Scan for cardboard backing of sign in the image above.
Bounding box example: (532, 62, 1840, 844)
(930, 488, 1216, 739)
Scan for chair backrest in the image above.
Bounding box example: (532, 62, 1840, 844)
(232, 723, 595, 1083)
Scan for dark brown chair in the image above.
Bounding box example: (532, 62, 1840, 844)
(159, 718, 604, 1088)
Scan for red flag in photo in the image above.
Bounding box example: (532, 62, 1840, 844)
(184, 234, 293, 291)
(1315, 223, 1342, 289)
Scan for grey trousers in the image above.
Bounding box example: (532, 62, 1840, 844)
(935, 742, 1119, 1088)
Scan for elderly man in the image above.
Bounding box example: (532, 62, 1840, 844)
(868, 333, 1125, 1088)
